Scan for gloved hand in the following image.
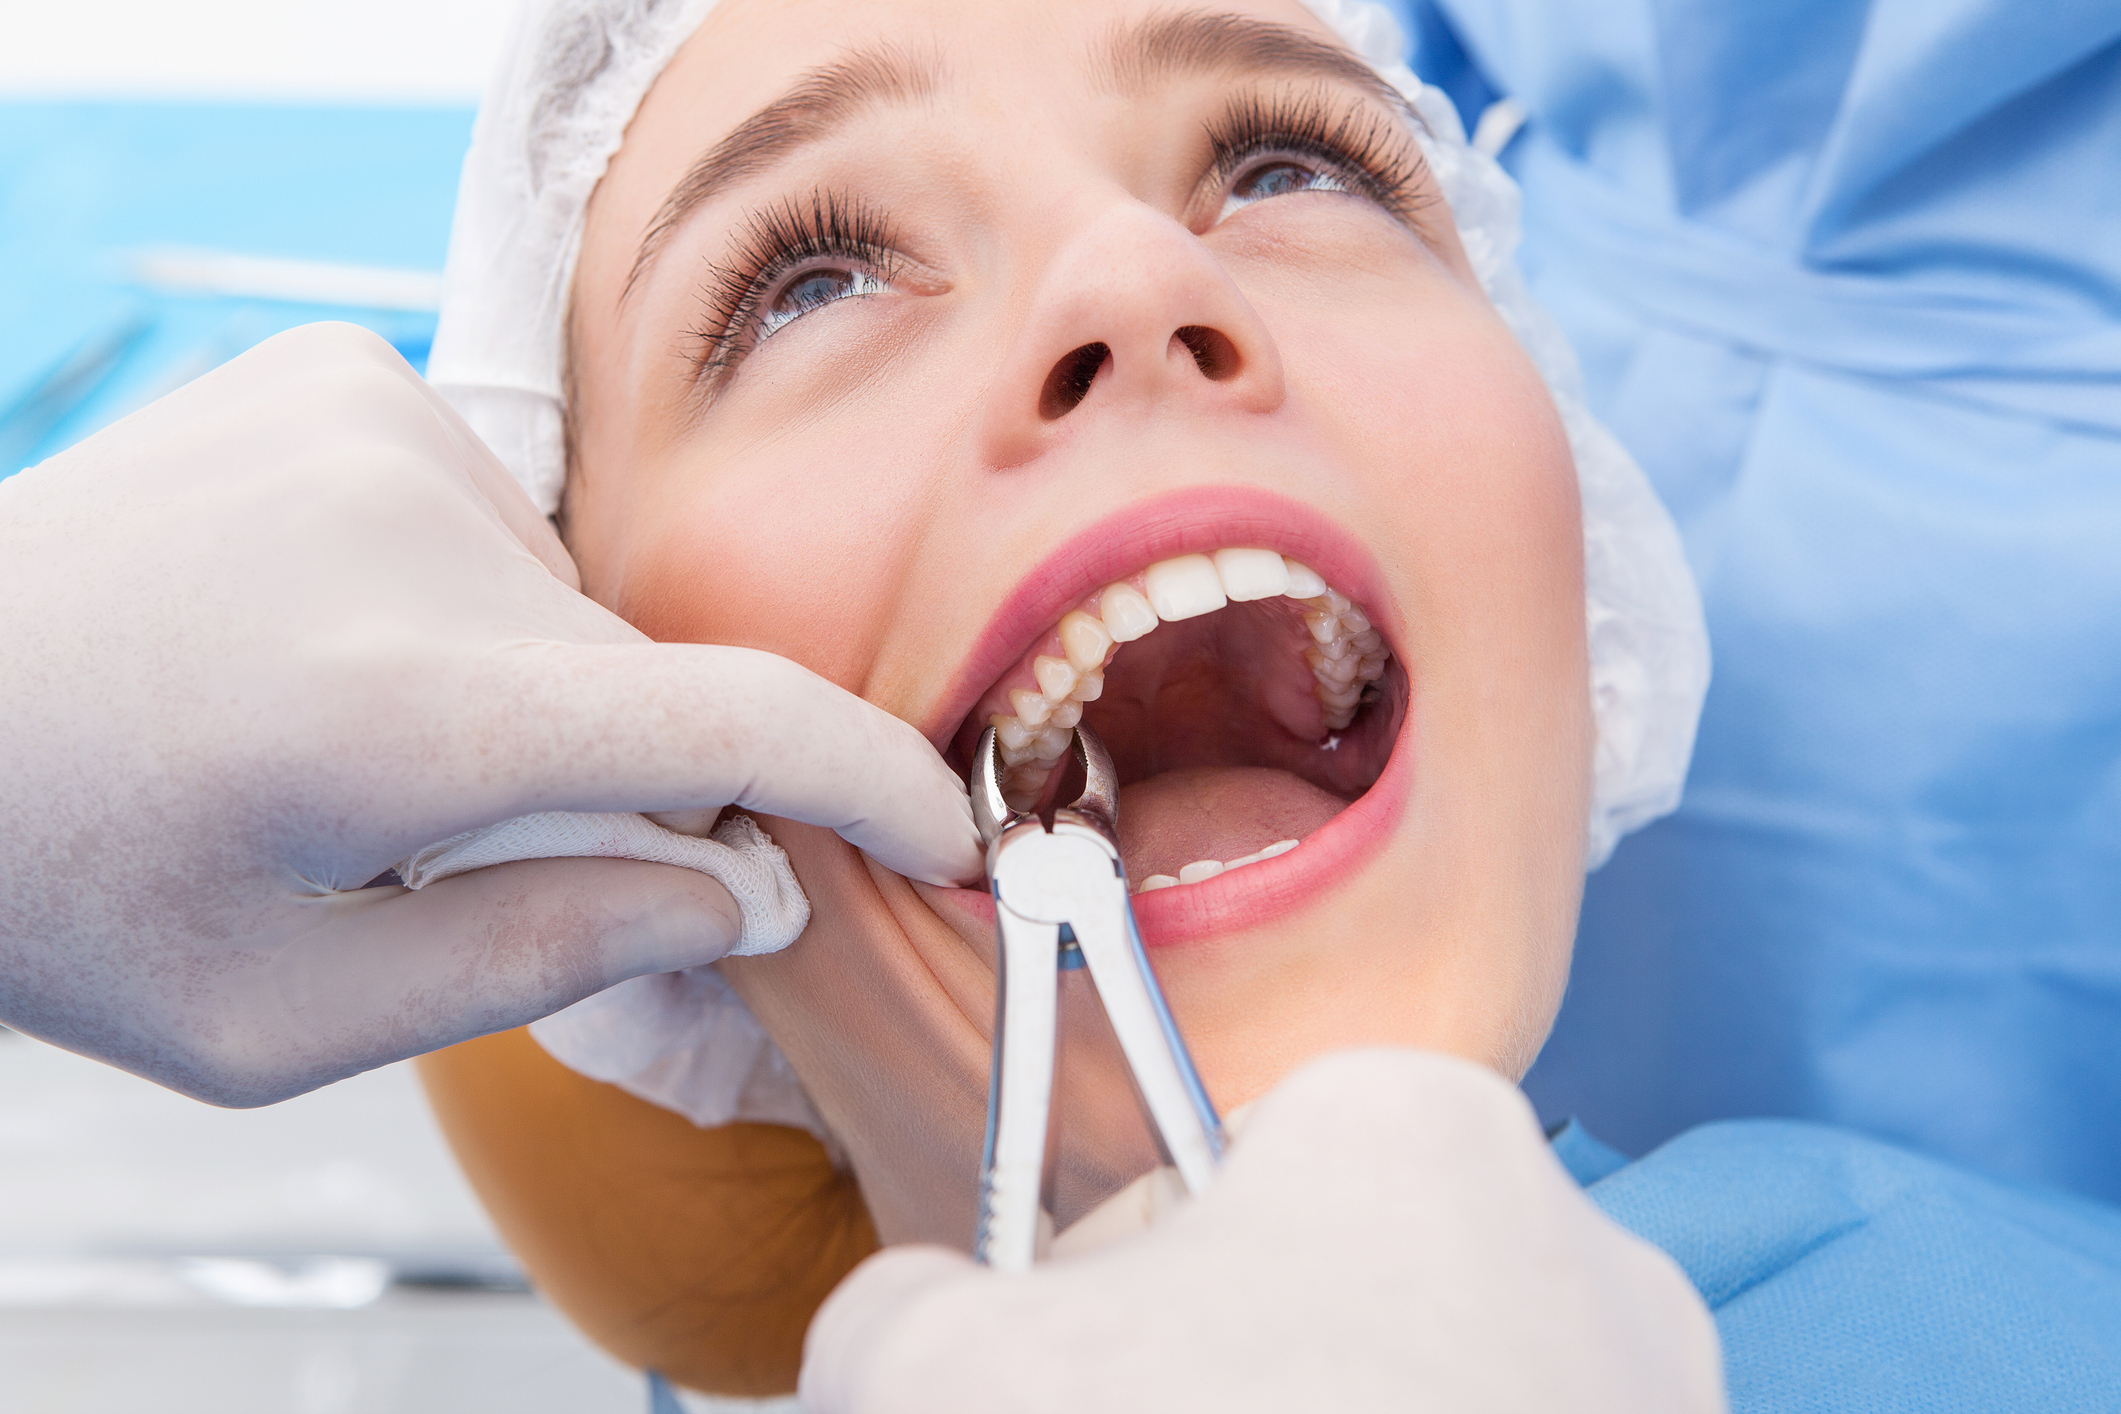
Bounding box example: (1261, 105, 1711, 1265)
(0, 322, 979, 1105)
(802, 1050, 1726, 1414)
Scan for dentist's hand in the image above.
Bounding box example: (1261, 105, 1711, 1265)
(802, 1050, 1726, 1414)
(0, 323, 978, 1104)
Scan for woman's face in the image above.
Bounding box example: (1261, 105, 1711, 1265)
(566, 0, 1591, 1245)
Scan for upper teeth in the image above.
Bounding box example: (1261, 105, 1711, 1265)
(989, 549, 1390, 809)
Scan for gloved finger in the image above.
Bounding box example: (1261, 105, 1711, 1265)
(800, 1245, 980, 1414)
(184, 323, 581, 586)
(1224, 1051, 1725, 1412)
(214, 856, 744, 1107)
(464, 643, 983, 887)
(336, 326, 581, 587)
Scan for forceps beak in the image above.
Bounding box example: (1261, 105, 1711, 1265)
(971, 723, 1120, 848)
(970, 729, 1011, 847)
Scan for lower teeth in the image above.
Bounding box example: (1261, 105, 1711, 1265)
(1132, 838, 1298, 894)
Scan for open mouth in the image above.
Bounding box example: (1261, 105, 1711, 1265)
(948, 537, 1407, 898)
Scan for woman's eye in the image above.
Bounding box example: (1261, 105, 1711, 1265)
(1220, 158, 1350, 220)
(759, 265, 890, 337)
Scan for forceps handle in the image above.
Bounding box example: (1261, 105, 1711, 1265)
(1070, 889, 1225, 1195)
(974, 909, 1061, 1272)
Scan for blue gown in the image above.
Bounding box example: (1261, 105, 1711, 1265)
(1378, 1, 2121, 1204)
(1552, 1120, 2121, 1411)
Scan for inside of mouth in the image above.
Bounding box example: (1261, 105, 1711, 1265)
(952, 551, 1407, 892)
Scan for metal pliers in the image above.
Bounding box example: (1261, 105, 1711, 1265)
(970, 721, 1226, 1270)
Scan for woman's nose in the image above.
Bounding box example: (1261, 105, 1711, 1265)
(978, 202, 1287, 468)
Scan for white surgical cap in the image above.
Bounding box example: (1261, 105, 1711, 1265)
(429, 0, 1711, 1139)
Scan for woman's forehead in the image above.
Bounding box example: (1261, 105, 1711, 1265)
(631, 0, 1364, 166)
(594, 0, 1391, 294)
(680, 0, 1349, 106)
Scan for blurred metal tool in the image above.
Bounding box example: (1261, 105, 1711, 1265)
(970, 722, 1225, 1270)
(0, 313, 152, 475)
(130, 248, 444, 312)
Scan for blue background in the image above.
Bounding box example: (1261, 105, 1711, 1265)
(0, 102, 473, 476)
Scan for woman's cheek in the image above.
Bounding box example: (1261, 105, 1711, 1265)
(591, 445, 878, 666)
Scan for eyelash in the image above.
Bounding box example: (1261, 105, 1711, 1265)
(1202, 89, 1434, 226)
(685, 191, 904, 383)
(684, 91, 1433, 385)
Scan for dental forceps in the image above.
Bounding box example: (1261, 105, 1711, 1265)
(971, 722, 1225, 1270)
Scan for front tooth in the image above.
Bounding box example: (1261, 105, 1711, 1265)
(1143, 555, 1227, 621)
(1059, 610, 1113, 671)
(1212, 547, 1289, 602)
(1010, 688, 1052, 726)
(1177, 859, 1225, 884)
(1099, 583, 1160, 642)
(1136, 874, 1180, 892)
(1257, 839, 1299, 859)
(1033, 654, 1079, 700)
(1282, 559, 1329, 598)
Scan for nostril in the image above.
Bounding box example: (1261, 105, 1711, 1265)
(1175, 326, 1240, 381)
(1039, 342, 1110, 420)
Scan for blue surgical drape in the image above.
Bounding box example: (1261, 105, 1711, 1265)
(1381, 0, 2121, 1202)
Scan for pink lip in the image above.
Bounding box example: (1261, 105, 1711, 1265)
(927, 708, 1410, 948)
(923, 485, 1411, 949)
(924, 485, 1397, 756)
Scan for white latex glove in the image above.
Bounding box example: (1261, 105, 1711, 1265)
(803, 1049, 1726, 1414)
(0, 323, 979, 1105)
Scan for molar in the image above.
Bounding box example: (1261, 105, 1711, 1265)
(1011, 688, 1053, 726)
(1033, 654, 1079, 700)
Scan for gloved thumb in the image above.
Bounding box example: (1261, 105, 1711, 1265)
(217, 855, 747, 1106)
(800, 1245, 978, 1414)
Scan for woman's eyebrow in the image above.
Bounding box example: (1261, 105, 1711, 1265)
(1094, 10, 1423, 128)
(623, 43, 939, 302)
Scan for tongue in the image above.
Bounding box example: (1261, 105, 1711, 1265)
(1115, 766, 1347, 883)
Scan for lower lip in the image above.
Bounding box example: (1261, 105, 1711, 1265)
(926, 708, 1413, 949)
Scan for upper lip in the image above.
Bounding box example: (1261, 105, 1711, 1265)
(924, 484, 1397, 757)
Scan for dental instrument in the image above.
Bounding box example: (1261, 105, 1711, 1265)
(130, 248, 445, 313)
(0, 312, 152, 474)
(969, 721, 1226, 1270)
